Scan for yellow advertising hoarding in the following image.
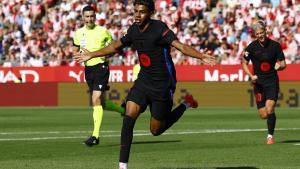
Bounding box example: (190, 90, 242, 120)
(58, 82, 300, 107)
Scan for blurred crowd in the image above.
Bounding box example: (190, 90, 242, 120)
(0, 0, 300, 67)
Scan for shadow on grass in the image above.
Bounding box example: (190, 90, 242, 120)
(215, 167, 259, 169)
(280, 140, 300, 143)
(132, 140, 181, 145)
(158, 167, 258, 169)
(105, 140, 181, 147)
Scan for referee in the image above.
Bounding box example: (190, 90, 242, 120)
(242, 20, 286, 144)
(73, 5, 124, 146)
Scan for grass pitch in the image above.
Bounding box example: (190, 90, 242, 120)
(0, 107, 300, 169)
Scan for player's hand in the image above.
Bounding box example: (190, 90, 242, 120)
(274, 62, 280, 70)
(74, 48, 91, 63)
(201, 53, 217, 66)
(250, 75, 258, 82)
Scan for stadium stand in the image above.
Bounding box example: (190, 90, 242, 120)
(0, 0, 299, 67)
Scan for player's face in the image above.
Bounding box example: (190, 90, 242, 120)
(83, 11, 96, 29)
(255, 28, 266, 43)
(134, 4, 152, 28)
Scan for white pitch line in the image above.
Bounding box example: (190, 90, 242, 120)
(0, 130, 152, 135)
(0, 130, 119, 135)
(0, 128, 300, 142)
(294, 144, 300, 146)
(1, 128, 300, 135)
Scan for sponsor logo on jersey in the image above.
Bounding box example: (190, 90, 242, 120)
(260, 62, 271, 72)
(139, 53, 151, 67)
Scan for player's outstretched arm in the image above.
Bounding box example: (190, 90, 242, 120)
(171, 40, 216, 66)
(74, 40, 124, 63)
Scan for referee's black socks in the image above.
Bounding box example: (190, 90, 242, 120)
(119, 115, 136, 163)
(267, 113, 276, 135)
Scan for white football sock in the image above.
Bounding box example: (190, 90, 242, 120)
(119, 162, 128, 169)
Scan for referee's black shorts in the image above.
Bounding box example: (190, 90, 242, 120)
(126, 78, 175, 121)
(85, 62, 110, 92)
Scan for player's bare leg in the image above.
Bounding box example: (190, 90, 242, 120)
(258, 108, 268, 119)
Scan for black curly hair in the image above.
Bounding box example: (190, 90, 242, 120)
(133, 0, 155, 12)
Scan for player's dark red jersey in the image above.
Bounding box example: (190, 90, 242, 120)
(244, 38, 285, 78)
(120, 20, 177, 86)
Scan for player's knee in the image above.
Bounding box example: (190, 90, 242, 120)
(92, 98, 100, 106)
(266, 106, 274, 114)
(259, 113, 268, 119)
(150, 118, 164, 136)
(265, 100, 276, 114)
(150, 125, 163, 136)
(258, 108, 268, 119)
(150, 128, 162, 136)
(91, 95, 101, 105)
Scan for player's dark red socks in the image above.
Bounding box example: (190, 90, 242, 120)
(267, 113, 276, 135)
(119, 115, 136, 163)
